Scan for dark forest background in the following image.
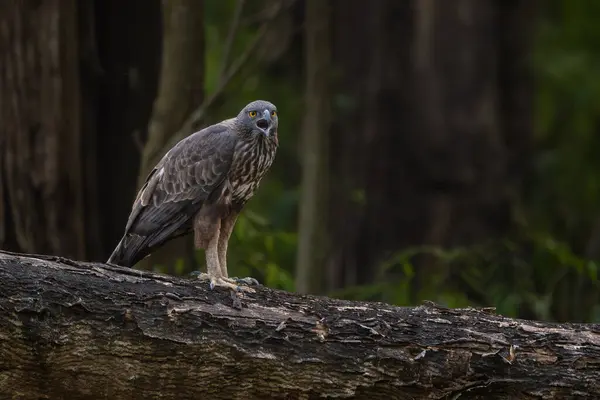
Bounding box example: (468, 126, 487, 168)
(2, 0, 600, 323)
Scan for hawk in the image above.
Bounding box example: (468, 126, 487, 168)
(107, 100, 279, 292)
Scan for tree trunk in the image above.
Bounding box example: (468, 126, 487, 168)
(295, 0, 331, 294)
(328, 0, 412, 290)
(0, 250, 599, 399)
(327, 0, 535, 297)
(0, 0, 87, 260)
(407, 0, 534, 298)
(134, 0, 205, 273)
(0, 0, 162, 263)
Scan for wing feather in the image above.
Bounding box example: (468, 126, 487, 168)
(108, 122, 238, 267)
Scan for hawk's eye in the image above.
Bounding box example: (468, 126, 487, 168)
(271, 111, 277, 117)
(248, 111, 257, 118)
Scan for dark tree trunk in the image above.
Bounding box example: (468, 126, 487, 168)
(0, 0, 88, 259)
(328, 0, 413, 290)
(0, 0, 161, 262)
(295, 0, 332, 294)
(1, 250, 599, 399)
(327, 0, 535, 296)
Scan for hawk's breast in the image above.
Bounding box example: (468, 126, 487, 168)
(227, 137, 277, 206)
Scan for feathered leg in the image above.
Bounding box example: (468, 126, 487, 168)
(217, 212, 235, 277)
(218, 211, 259, 286)
(192, 207, 255, 292)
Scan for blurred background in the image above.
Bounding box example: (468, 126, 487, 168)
(1, 0, 600, 323)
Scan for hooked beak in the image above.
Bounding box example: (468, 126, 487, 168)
(256, 109, 272, 136)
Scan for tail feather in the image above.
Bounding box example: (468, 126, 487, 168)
(107, 223, 194, 268)
(107, 234, 152, 268)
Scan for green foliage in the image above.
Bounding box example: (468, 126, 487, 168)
(532, 0, 600, 247)
(223, 211, 296, 291)
(334, 231, 600, 322)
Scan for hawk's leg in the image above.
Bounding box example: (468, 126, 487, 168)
(217, 212, 235, 278)
(192, 209, 255, 292)
(218, 211, 260, 286)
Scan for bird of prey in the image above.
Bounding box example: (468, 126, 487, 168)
(107, 100, 279, 292)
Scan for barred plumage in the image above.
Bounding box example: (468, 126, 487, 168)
(108, 100, 279, 292)
(229, 135, 277, 206)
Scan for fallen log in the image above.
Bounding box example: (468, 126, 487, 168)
(0, 250, 599, 399)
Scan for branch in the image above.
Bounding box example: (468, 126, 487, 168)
(220, 0, 246, 82)
(0, 250, 599, 399)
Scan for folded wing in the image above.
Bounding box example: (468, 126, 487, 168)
(108, 123, 238, 267)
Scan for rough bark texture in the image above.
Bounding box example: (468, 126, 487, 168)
(0, 250, 599, 399)
(0, 0, 87, 259)
(0, 0, 162, 262)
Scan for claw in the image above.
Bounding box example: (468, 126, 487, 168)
(190, 270, 257, 293)
(216, 276, 255, 293)
(231, 276, 261, 286)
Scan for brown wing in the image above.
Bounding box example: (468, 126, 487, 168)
(107, 122, 238, 267)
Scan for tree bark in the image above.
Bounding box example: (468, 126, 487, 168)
(295, 0, 331, 294)
(0, 0, 87, 259)
(134, 0, 205, 272)
(0, 250, 599, 399)
(0, 0, 162, 262)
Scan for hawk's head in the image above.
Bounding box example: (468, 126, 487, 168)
(237, 100, 278, 138)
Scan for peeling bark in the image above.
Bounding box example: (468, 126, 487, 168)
(0, 251, 599, 399)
